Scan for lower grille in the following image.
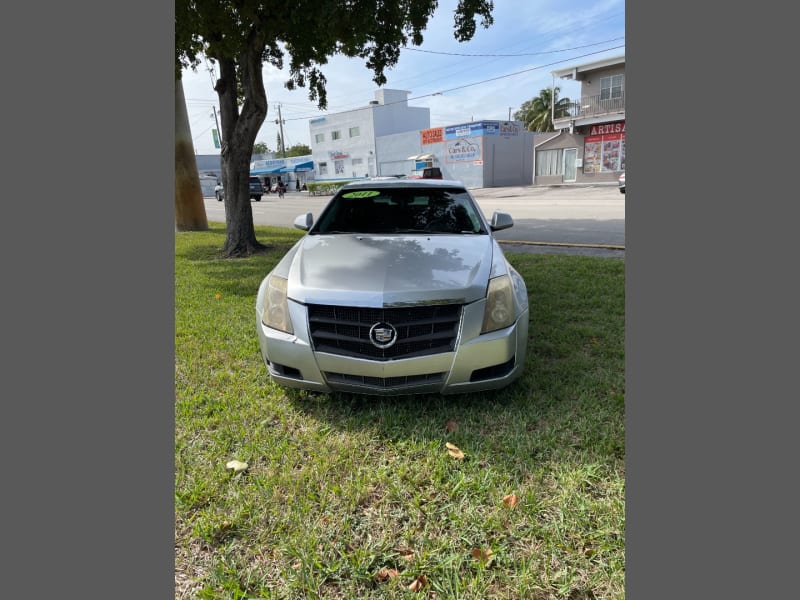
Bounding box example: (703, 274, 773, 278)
(324, 371, 445, 389)
(307, 304, 462, 360)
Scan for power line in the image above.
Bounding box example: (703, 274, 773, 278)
(282, 45, 624, 122)
(313, 9, 624, 105)
(401, 37, 624, 57)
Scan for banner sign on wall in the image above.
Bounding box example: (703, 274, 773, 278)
(421, 127, 444, 145)
(445, 122, 486, 139)
(445, 137, 482, 162)
(443, 120, 520, 140)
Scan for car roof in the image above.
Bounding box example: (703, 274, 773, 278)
(341, 178, 467, 190)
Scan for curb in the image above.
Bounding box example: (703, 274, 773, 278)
(499, 240, 625, 250)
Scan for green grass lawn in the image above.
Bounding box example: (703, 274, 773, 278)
(175, 224, 625, 599)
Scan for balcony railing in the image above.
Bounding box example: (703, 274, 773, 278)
(553, 91, 625, 123)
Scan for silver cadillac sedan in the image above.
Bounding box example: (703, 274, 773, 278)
(255, 179, 529, 395)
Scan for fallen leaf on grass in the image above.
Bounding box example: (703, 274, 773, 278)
(225, 460, 248, 473)
(374, 567, 399, 582)
(408, 575, 428, 592)
(445, 442, 465, 460)
(471, 547, 494, 566)
(444, 420, 457, 432)
(394, 546, 415, 561)
(502, 493, 519, 509)
(214, 293, 222, 300)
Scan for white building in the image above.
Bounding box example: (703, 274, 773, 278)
(309, 89, 536, 188)
(379, 121, 535, 188)
(309, 89, 430, 179)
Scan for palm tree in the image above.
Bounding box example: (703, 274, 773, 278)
(513, 87, 572, 132)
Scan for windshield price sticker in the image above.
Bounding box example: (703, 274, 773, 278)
(342, 190, 380, 198)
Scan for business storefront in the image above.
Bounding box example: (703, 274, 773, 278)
(250, 155, 315, 188)
(581, 122, 625, 174)
(534, 120, 625, 185)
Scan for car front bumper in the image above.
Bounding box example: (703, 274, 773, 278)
(256, 299, 528, 395)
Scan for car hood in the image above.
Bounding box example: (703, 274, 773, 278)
(285, 234, 495, 307)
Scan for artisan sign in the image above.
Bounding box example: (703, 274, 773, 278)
(588, 121, 625, 136)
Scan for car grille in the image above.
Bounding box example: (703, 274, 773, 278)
(307, 303, 462, 360)
(324, 372, 445, 389)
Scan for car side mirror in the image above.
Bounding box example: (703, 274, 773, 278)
(294, 212, 313, 231)
(490, 211, 514, 231)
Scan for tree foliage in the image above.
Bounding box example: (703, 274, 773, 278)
(176, 0, 495, 257)
(251, 142, 309, 158)
(285, 143, 312, 157)
(252, 142, 272, 155)
(514, 86, 572, 133)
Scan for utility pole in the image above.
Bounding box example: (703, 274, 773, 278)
(211, 105, 222, 145)
(275, 104, 286, 157)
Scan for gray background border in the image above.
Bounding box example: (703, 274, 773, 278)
(3, 2, 174, 597)
(627, 2, 796, 598)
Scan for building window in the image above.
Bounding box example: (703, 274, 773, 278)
(535, 149, 563, 176)
(600, 75, 624, 100)
(352, 158, 363, 166)
(319, 162, 328, 176)
(334, 160, 344, 175)
(349, 126, 360, 138)
(331, 130, 341, 141)
(583, 133, 625, 173)
(315, 133, 325, 143)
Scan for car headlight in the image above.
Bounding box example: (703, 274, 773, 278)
(481, 274, 515, 334)
(261, 275, 293, 334)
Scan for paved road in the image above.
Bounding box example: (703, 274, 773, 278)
(203, 183, 625, 258)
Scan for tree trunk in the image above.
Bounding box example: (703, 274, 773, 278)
(216, 52, 269, 257)
(174, 77, 208, 232)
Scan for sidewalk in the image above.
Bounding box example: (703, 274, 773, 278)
(470, 180, 617, 199)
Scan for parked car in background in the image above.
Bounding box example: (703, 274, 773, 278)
(618, 171, 625, 194)
(255, 178, 529, 396)
(214, 176, 264, 201)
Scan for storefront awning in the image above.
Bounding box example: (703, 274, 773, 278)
(406, 154, 434, 161)
(250, 166, 284, 175)
(270, 160, 315, 174)
(252, 160, 314, 175)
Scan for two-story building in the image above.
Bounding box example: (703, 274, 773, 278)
(534, 55, 625, 185)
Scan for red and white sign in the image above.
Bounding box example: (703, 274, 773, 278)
(588, 122, 625, 136)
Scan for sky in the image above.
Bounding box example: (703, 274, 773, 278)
(180, 0, 625, 155)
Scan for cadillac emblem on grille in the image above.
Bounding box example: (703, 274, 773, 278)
(369, 322, 398, 349)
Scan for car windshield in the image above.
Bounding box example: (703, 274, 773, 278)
(310, 187, 487, 235)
